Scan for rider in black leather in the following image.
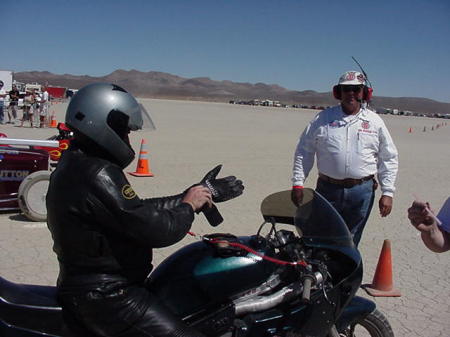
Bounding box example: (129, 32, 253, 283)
(46, 83, 244, 337)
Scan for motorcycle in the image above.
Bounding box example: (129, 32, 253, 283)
(0, 188, 394, 336)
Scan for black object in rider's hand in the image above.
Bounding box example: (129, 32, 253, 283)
(201, 204, 223, 227)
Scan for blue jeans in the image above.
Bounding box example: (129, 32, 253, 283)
(316, 178, 375, 247)
(0, 102, 4, 123)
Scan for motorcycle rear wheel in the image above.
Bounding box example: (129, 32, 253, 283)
(343, 308, 394, 337)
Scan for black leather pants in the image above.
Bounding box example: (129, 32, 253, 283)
(59, 285, 206, 337)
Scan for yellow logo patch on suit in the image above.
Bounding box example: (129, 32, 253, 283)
(122, 184, 136, 199)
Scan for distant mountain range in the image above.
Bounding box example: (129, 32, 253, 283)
(14, 70, 450, 115)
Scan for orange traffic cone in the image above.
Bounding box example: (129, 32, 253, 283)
(362, 239, 401, 297)
(128, 139, 154, 177)
(50, 114, 57, 128)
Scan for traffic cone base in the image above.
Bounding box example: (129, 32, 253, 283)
(129, 172, 154, 177)
(362, 285, 401, 297)
(361, 239, 401, 297)
(128, 139, 154, 177)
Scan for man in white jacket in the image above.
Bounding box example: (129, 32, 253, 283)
(291, 71, 398, 246)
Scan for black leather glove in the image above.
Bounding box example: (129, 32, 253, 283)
(200, 165, 244, 203)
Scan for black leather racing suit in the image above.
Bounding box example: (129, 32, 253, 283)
(46, 144, 205, 337)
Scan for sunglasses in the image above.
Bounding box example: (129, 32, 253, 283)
(341, 85, 363, 93)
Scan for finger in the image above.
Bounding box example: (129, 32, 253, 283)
(231, 183, 244, 192)
(234, 179, 243, 186)
(205, 165, 222, 181)
(190, 185, 207, 193)
(232, 185, 244, 194)
(221, 176, 236, 182)
(203, 189, 212, 199)
(232, 189, 244, 197)
(231, 180, 244, 189)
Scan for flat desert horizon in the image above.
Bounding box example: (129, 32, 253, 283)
(1, 99, 449, 337)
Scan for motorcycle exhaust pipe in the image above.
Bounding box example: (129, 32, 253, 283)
(233, 271, 324, 316)
(233, 282, 302, 316)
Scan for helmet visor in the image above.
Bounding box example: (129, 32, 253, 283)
(129, 103, 156, 131)
(140, 104, 156, 130)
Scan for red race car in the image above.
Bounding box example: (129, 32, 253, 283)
(0, 124, 72, 221)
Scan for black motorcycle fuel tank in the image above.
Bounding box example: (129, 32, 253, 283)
(147, 235, 277, 317)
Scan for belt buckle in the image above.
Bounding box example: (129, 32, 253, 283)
(343, 181, 353, 188)
(343, 179, 356, 188)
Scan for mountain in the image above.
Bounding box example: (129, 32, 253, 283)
(14, 70, 450, 115)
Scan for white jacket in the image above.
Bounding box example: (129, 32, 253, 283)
(292, 105, 398, 197)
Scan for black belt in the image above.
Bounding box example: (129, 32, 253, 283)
(319, 173, 374, 188)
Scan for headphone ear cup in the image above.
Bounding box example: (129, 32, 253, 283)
(364, 87, 373, 101)
(333, 86, 341, 100)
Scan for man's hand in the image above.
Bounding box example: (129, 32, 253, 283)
(182, 185, 212, 212)
(379, 195, 393, 217)
(291, 188, 304, 207)
(200, 165, 244, 203)
(408, 201, 436, 232)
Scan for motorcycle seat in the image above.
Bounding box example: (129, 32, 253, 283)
(0, 276, 60, 308)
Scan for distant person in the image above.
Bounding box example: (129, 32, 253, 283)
(33, 90, 42, 126)
(39, 86, 49, 127)
(21, 90, 36, 127)
(408, 198, 450, 253)
(8, 84, 20, 123)
(291, 71, 399, 246)
(66, 89, 74, 99)
(0, 80, 6, 124)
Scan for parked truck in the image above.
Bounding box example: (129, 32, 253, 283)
(0, 70, 13, 91)
(47, 86, 67, 99)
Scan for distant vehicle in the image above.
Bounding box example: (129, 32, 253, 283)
(0, 124, 72, 221)
(66, 89, 78, 98)
(0, 70, 13, 91)
(47, 86, 67, 99)
(0, 141, 49, 221)
(25, 83, 42, 94)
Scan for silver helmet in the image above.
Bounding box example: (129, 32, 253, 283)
(66, 83, 149, 168)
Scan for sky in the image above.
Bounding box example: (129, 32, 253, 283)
(2, 0, 450, 102)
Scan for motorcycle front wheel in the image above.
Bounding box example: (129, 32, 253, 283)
(341, 309, 394, 337)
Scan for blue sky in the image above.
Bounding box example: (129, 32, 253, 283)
(2, 0, 450, 102)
